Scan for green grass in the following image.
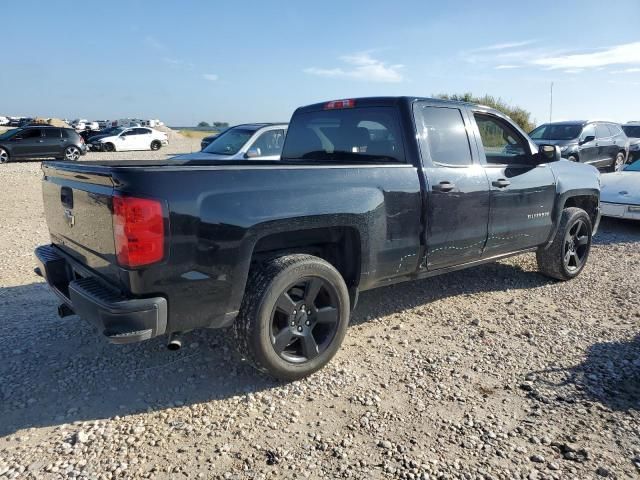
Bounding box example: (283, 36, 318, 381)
(178, 130, 219, 139)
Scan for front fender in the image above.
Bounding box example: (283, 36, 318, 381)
(544, 160, 600, 246)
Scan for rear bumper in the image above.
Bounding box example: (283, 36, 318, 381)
(34, 244, 167, 344)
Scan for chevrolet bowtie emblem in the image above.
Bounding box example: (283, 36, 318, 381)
(63, 209, 75, 227)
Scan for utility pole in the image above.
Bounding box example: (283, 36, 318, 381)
(549, 82, 554, 123)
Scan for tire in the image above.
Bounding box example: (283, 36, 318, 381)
(536, 207, 592, 281)
(233, 254, 350, 381)
(64, 145, 81, 161)
(567, 155, 578, 163)
(150, 140, 162, 151)
(103, 143, 115, 152)
(0, 147, 9, 164)
(613, 152, 626, 172)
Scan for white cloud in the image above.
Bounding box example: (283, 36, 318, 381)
(305, 53, 404, 83)
(611, 67, 640, 74)
(471, 40, 538, 52)
(495, 65, 521, 70)
(533, 42, 640, 70)
(202, 73, 219, 81)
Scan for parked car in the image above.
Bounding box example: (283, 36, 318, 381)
(8, 117, 22, 127)
(200, 132, 221, 150)
(622, 122, 640, 162)
(0, 126, 86, 163)
(89, 127, 168, 152)
(529, 120, 629, 171)
(173, 123, 287, 161)
(0, 116, 9, 126)
(84, 127, 121, 145)
(600, 159, 640, 220)
(34, 96, 600, 380)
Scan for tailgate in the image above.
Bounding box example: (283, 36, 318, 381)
(41, 163, 121, 285)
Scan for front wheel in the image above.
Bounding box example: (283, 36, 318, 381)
(103, 143, 115, 152)
(536, 207, 592, 280)
(0, 147, 9, 164)
(233, 254, 350, 381)
(567, 155, 578, 163)
(613, 152, 626, 172)
(150, 140, 162, 151)
(64, 146, 81, 161)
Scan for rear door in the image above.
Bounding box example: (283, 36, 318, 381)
(135, 128, 153, 150)
(42, 128, 63, 156)
(595, 123, 613, 167)
(471, 111, 556, 256)
(413, 101, 490, 270)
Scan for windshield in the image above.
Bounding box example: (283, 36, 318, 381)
(202, 127, 256, 155)
(0, 128, 20, 140)
(623, 159, 640, 172)
(622, 125, 640, 138)
(529, 124, 582, 141)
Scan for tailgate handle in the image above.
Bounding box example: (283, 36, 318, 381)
(61, 186, 74, 209)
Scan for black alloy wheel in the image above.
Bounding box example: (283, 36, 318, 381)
(563, 218, 589, 273)
(270, 277, 340, 363)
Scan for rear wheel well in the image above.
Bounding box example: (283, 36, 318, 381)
(251, 227, 361, 291)
(563, 195, 598, 226)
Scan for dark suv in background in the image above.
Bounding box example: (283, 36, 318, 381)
(622, 123, 640, 162)
(0, 126, 86, 164)
(529, 120, 629, 171)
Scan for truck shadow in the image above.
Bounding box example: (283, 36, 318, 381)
(528, 333, 640, 412)
(0, 259, 551, 437)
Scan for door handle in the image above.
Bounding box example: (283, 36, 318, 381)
(432, 181, 455, 192)
(492, 178, 511, 188)
(38, 140, 44, 143)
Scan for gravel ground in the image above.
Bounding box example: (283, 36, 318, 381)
(0, 153, 639, 480)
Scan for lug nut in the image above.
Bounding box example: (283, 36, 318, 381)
(297, 326, 303, 332)
(290, 321, 295, 326)
(293, 310, 297, 315)
(305, 321, 310, 326)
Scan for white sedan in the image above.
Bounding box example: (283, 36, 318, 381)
(90, 127, 168, 152)
(600, 159, 640, 220)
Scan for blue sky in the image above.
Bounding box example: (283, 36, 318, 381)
(2, 0, 640, 127)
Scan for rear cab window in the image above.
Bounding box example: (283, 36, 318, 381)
(413, 104, 473, 166)
(282, 106, 405, 163)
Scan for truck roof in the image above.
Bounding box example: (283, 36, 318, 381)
(295, 96, 497, 113)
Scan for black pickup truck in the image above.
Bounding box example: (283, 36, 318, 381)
(35, 97, 600, 380)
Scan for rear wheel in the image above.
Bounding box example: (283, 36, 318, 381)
(0, 147, 9, 164)
(150, 140, 162, 151)
(103, 142, 115, 152)
(613, 152, 626, 172)
(567, 154, 578, 163)
(64, 146, 81, 161)
(233, 254, 350, 380)
(536, 207, 592, 280)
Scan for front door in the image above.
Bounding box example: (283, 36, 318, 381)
(413, 102, 490, 270)
(471, 112, 556, 257)
(11, 128, 44, 157)
(577, 123, 597, 164)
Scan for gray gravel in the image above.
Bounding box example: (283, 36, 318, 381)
(0, 152, 639, 479)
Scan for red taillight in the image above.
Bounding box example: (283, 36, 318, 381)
(112, 196, 164, 267)
(324, 99, 355, 110)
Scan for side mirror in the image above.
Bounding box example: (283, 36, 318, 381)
(245, 147, 261, 159)
(580, 135, 595, 145)
(538, 144, 561, 163)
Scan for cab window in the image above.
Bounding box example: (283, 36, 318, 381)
(473, 113, 529, 164)
(414, 105, 473, 166)
(251, 129, 286, 157)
